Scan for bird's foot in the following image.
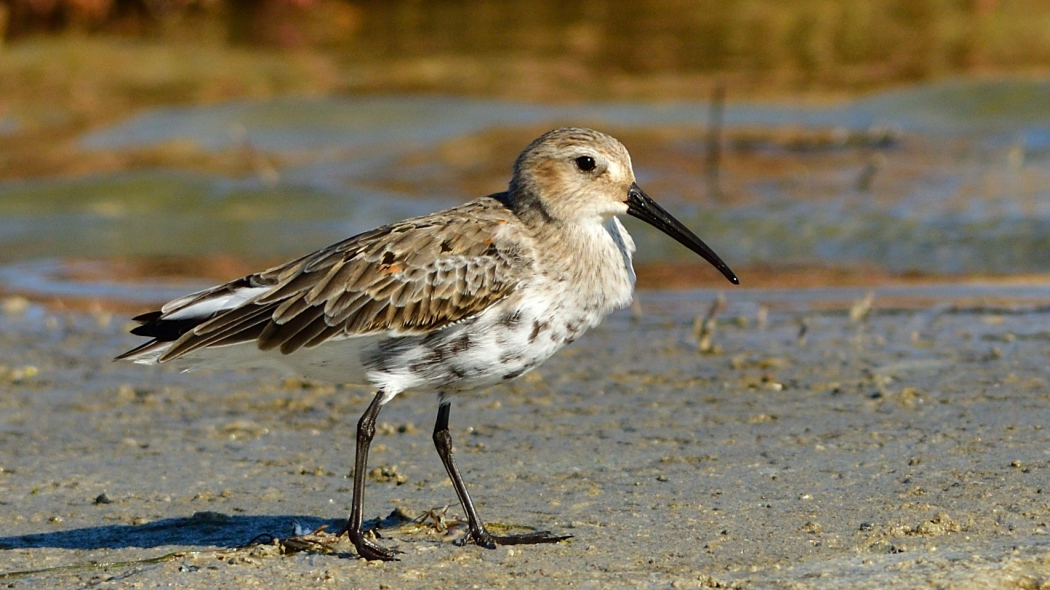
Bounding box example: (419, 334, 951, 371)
(456, 527, 571, 549)
(349, 530, 401, 561)
(339, 522, 401, 561)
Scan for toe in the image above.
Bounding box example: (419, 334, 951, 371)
(349, 531, 401, 561)
(490, 531, 572, 545)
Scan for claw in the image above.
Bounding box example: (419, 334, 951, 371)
(348, 530, 401, 561)
(339, 518, 401, 561)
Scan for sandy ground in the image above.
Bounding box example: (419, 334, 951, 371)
(0, 286, 1048, 589)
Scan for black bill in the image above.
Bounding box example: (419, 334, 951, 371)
(626, 183, 738, 285)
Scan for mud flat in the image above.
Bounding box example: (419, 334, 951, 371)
(0, 285, 1047, 589)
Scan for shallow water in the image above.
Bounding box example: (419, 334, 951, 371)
(3, 80, 1050, 301)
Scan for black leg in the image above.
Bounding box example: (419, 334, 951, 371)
(339, 390, 399, 561)
(432, 400, 571, 548)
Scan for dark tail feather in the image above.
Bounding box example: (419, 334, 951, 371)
(117, 309, 216, 362)
(129, 314, 211, 342)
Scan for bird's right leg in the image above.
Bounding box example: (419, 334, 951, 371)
(432, 400, 570, 549)
(339, 390, 399, 561)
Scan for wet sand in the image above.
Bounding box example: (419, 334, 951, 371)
(0, 286, 1047, 588)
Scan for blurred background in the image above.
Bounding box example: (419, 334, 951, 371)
(2, 0, 1050, 305)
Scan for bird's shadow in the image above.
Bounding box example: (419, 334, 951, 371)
(0, 513, 350, 552)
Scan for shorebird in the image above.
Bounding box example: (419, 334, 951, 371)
(118, 127, 738, 561)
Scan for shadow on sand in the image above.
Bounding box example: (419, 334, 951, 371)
(0, 513, 345, 551)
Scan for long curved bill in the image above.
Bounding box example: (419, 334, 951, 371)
(626, 183, 739, 285)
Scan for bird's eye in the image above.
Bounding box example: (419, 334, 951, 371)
(574, 155, 596, 172)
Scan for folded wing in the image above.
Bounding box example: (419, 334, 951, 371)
(117, 198, 526, 363)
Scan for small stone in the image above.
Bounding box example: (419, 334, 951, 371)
(368, 465, 408, 485)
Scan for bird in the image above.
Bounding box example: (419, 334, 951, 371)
(117, 127, 738, 561)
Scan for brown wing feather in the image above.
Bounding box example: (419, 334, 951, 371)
(153, 196, 528, 362)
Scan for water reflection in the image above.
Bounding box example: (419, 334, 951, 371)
(336, 1, 1045, 95)
(3, 79, 1050, 300)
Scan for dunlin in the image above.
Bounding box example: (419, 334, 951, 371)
(118, 127, 738, 560)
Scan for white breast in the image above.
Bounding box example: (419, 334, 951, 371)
(357, 216, 640, 399)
